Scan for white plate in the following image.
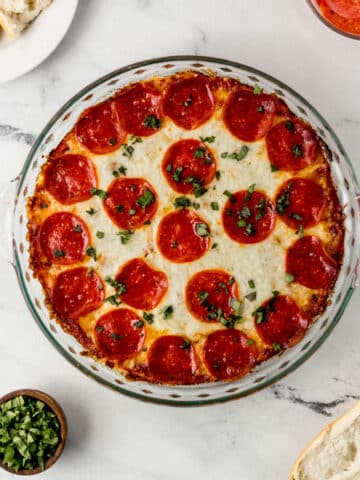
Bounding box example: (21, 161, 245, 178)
(0, 0, 78, 83)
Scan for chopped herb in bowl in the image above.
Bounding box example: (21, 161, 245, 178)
(0, 390, 67, 475)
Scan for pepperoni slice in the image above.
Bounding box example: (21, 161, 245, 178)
(115, 83, 163, 137)
(222, 190, 275, 244)
(115, 258, 168, 310)
(104, 178, 158, 230)
(286, 236, 338, 290)
(44, 154, 97, 205)
(162, 139, 216, 194)
(275, 178, 326, 229)
(223, 89, 276, 141)
(266, 120, 317, 172)
(75, 100, 125, 154)
(157, 209, 210, 263)
(203, 329, 257, 380)
(95, 308, 145, 361)
(322, 0, 360, 19)
(185, 270, 240, 323)
(52, 267, 104, 320)
(39, 212, 90, 264)
(148, 335, 197, 384)
(163, 76, 215, 130)
(254, 295, 309, 348)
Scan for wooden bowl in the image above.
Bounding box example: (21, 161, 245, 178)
(0, 389, 67, 475)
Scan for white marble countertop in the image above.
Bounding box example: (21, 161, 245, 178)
(1, 1, 360, 478)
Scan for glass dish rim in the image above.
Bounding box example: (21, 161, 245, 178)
(307, 0, 360, 40)
(13, 55, 360, 406)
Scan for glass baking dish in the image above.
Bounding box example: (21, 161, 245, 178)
(3, 56, 360, 406)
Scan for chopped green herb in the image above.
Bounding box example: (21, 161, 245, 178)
(285, 120, 295, 132)
(105, 276, 127, 294)
(73, 224, 83, 233)
(129, 135, 143, 144)
(272, 290, 280, 297)
(253, 306, 267, 324)
(170, 242, 178, 248)
(116, 205, 124, 212)
(192, 182, 207, 198)
(245, 291, 257, 302)
(143, 115, 161, 129)
(128, 208, 136, 216)
(227, 145, 250, 162)
(172, 166, 183, 183)
(226, 208, 232, 216)
(173, 196, 191, 209)
(245, 223, 256, 236)
(285, 272, 295, 283)
(194, 147, 206, 158)
(53, 249, 65, 258)
(95, 325, 104, 333)
(195, 223, 210, 237)
(105, 295, 122, 306)
(134, 320, 144, 328)
(109, 137, 117, 145)
(247, 339, 255, 346)
(289, 212, 303, 222)
(198, 291, 209, 303)
(215, 170, 221, 180)
(193, 202, 200, 210)
(166, 164, 173, 172)
(143, 220, 151, 225)
(248, 279, 255, 289)
(96, 231, 105, 239)
(180, 339, 191, 350)
(245, 183, 256, 202)
(143, 312, 154, 324)
(270, 164, 279, 172)
(90, 188, 108, 199)
(276, 182, 293, 214)
(297, 224, 304, 239)
(230, 298, 242, 315)
(221, 152, 228, 159)
(223, 190, 236, 203)
(200, 136, 215, 143)
(0, 395, 60, 472)
(86, 246, 97, 261)
(292, 144, 303, 157)
(136, 187, 155, 209)
(257, 105, 265, 113)
(211, 243, 218, 249)
(115, 165, 127, 177)
(253, 84, 262, 95)
(117, 230, 134, 244)
(162, 305, 174, 319)
(110, 332, 122, 340)
(272, 342, 282, 352)
(237, 219, 247, 227)
(122, 144, 134, 158)
(210, 201, 219, 211)
(238, 206, 251, 218)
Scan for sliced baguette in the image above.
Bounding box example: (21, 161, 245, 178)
(290, 400, 360, 480)
(0, 0, 52, 39)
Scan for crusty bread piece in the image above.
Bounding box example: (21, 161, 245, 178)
(0, 0, 52, 38)
(290, 400, 360, 480)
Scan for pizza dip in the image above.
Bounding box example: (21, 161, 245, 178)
(27, 71, 344, 385)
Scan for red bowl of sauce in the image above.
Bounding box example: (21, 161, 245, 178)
(308, 0, 360, 38)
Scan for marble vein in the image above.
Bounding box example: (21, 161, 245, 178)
(270, 384, 360, 417)
(0, 123, 36, 146)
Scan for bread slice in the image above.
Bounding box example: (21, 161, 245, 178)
(0, 0, 52, 39)
(290, 400, 360, 480)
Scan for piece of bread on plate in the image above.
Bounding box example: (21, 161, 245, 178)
(290, 400, 360, 479)
(0, 0, 52, 39)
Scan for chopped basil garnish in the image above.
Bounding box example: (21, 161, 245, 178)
(143, 115, 161, 129)
(110, 332, 122, 340)
(285, 120, 295, 132)
(247, 339, 255, 346)
(105, 295, 122, 306)
(128, 208, 136, 216)
(210, 201, 219, 211)
(0, 395, 60, 472)
(276, 182, 293, 214)
(227, 145, 250, 162)
(86, 207, 96, 215)
(245, 291, 257, 302)
(297, 224, 304, 239)
(86, 246, 97, 261)
(198, 291, 209, 303)
(194, 147, 206, 158)
(238, 206, 251, 219)
(292, 144, 303, 157)
(221, 152, 228, 159)
(96, 231, 105, 239)
(95, 325, 104, 333)
(137, 188, 155, 208)
(253, 84, 262, 95)
(230, 298, 242, 315)
(285, 272, 295, 283)
(105, 276, 127, 294)
(257, 105, 265, 113)
(195, 223, 210, 237)
(90, 188, 108, 199)
(248, 279, 255, 289)
(109, 137, 117, 145)
(223, 190, 236, 203)
(143, 312, 154, 324)
(117, 229, 134, 244)
(73, 224, 82, 233)
(166, 164, 173, 172)
(200, 136, 215, 143)
(162, 305, 174, 319)
(53, 249, 65, 258)
(245, 183, 255, 202)
(272, 342, 282, 352)
(122, 144, 134, 158)
(172, 166, 183, 183)
(173, 196, 191, 209)
(180, 340, 191, 350)
(113, 165, 127, 177)
(270, 164, 279, 172)
(289, 212, 303, 222)
(211, 243, 218, 249)
(134, 320, 144, 328)
(129, 135, 142, 144)
(215, 170, 221, 180)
